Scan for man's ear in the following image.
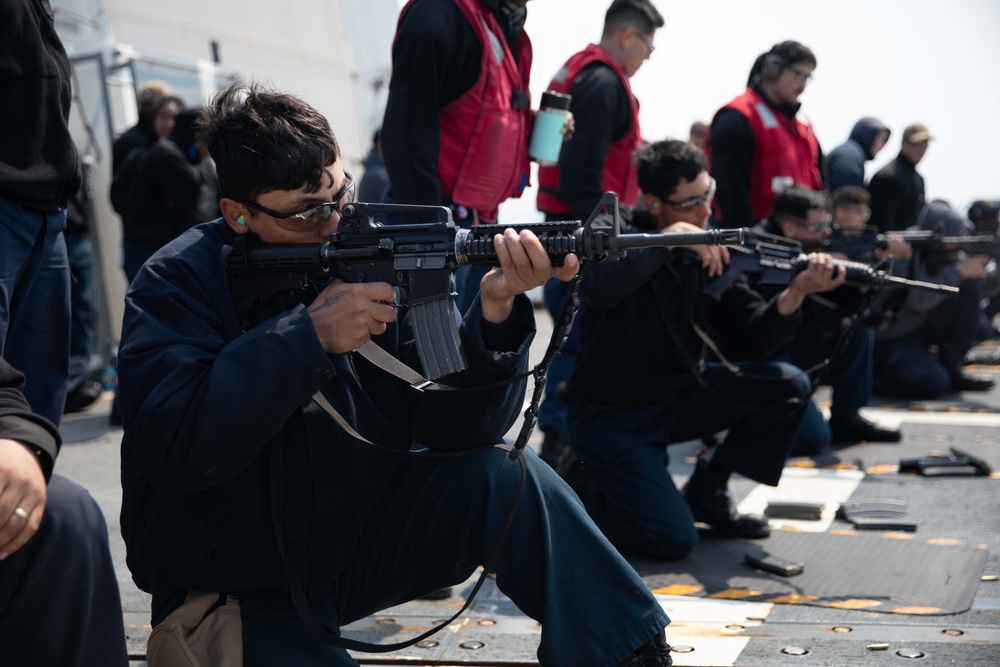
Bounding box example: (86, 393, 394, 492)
(641, 192, 667, 228)
(618, 25, 639, 55)
(777, 218, 796, 238)
(642, 192, 661, 212)
(220, 198, 250, 234)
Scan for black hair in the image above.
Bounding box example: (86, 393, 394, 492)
(152, 95, 186, 118)
(747, 40, 816, 87)
(634, 139, 706, 200)
(196, 81, 340, 204)
(602, 0, 665, 37)
(770, 184, 830, 222)
(831, 185, 870, 210)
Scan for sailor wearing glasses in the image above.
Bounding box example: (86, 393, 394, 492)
(534, 0, 665, 469)
(706, 40, 824, 229)
(117, 82, 676, 667)
(753, 186, 903, 454)
(560, 140, 843, 562)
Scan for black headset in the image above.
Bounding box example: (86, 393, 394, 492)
(761, 52, 787, 82)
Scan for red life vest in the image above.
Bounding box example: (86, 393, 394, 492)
(397, 0, 532, 223)
(707, 88, 822, 223)
(536, 45, 641, 217)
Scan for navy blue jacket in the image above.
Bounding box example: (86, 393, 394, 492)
(119, 220, 535, 614)
(826, 117, 890, 193)
(564, 208, 800, 407)
(869, 153, 926, 233)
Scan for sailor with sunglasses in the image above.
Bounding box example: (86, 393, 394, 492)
(117, 82, 675, 667)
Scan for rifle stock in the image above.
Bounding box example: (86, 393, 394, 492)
(225, 193, 745, 380)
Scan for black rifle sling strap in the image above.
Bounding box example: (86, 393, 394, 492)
(511, 273, 583, 456)
(268, 397, 529, 653)
(652, 262, 804, 413)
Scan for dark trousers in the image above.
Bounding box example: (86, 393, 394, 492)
(565, 361, 810, 561)
(537, 277, 579, 434)
(788, 325, 874, 455)
(0, 475, 128, 666)
(65, 230, 95, 360)
(873, 290, 983, 399)
(238, 446, 668, 667)
(0, 198, 70, 426)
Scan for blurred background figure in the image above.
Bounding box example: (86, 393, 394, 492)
(358, 127, 389, 203)
(121, 108, 214, 283)
(826, 116, 891, 193)
(868, 122, 931, 233)
(967, 199, 1000, 339)
(534, 0, 664, 468)
(688, 120, 707, 150)
(110, 95, 185, 219)
(831, 185, 874, 235)
(968, 199, 1000, 233)
(63, 156, 104, 414)
(707, 40, 823, 229)
(112, 80, 171, 175)
(873, 201, 994, 398)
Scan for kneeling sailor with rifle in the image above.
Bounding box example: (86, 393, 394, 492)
(561, 140, 846, 561)
(116, 81, 721, 666)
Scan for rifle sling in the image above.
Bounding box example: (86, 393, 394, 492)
(655, 261, 805, 413)
(355, 340, 532, 393)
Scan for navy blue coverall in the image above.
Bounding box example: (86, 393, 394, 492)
(119, 220, 669, 666)
(563, 209, 811, 561)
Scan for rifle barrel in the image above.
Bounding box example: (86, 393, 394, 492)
(792, 255, 958, 294)
(613, 228, 745, 250)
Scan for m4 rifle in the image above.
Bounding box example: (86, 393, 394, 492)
(822, 225, 1000, 264)
(224, 193, 745, 379)
(704, 230, 960, 301)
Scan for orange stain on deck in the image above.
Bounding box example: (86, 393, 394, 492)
(651, 584, 703, 596)
(766, 594, 819, 604)
(710, 589, 760, 599)
(827, 599, 883, 610)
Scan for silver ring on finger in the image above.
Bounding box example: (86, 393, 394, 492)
(13, 507, 28, 521)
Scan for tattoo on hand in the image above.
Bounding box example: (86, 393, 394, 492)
(308, 290, 349, 314)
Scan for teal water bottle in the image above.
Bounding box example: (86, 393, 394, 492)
(528, 91, 572, 166)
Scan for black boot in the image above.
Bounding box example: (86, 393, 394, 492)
(682, 461, 770, 539)
(829, 413, 901, 444)
(617, 630, 673, 666)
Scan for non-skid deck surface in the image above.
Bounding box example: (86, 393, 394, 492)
(630, 526, 989, 616)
